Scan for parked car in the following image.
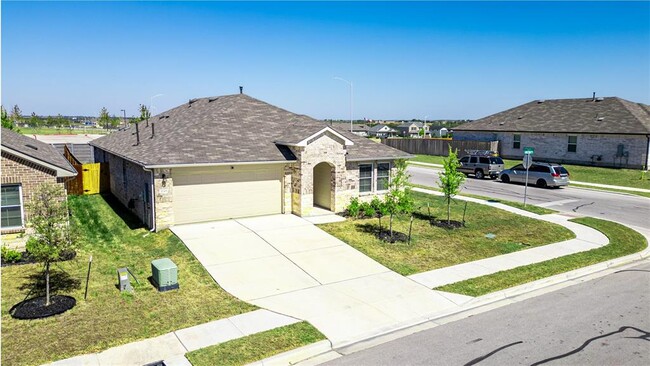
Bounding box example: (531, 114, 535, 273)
(499, 162, 570, 188)
(458, 154, 505, 179)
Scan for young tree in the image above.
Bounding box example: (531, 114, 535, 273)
(384, 159, 413, 238)
(10, 104, 22, 124)
(28, 112, 41, 127)
(371, 196, 389, 232)
(98, 107, 110, 129)
(438, 147, 466, 224)
(26, 183, 75, 306)
(1, 106, 17, 130)
(139, 104, 151, 121)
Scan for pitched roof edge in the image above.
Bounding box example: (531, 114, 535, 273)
(1, 145, 77, 177)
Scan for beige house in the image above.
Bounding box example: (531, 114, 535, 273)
(1, 128, 77, 236)
(90, 93, 411, 231)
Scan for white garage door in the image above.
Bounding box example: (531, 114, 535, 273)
(173, 165, 283, 225)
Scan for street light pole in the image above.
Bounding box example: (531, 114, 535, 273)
(334, 77, 353, 133)
(120, 109, 126, 128)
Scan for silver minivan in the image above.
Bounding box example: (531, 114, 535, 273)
(499, 162, 570, 188)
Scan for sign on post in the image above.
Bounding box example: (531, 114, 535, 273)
(522, 147, 534, 206)
(523, 154, 533, 169)
(524, 147, 534, 155)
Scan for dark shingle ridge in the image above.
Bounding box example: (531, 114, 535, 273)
(454, 97, 650, 134)
(90, 94, 409, 166)
(1, 127, 77, 174)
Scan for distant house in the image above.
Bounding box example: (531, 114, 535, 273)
(350, 124, 371, 137)
(453, 96, 650, 169)
(90, 93, 410, 231)
(368, 125, 397, 138)
(429, 127, 449, 138)
(1, 128, 77, 235)
(395, 122, 429, 137)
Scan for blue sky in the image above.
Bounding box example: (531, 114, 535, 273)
(2, 1, 649, 120)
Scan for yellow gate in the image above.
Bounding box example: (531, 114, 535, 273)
(64, 146, 109, 195)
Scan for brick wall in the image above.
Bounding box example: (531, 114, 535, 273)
(1, 151, 63, 234)
(454, 131, 649, 169)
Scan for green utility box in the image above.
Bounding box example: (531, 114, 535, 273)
(151, 258, 179, 292)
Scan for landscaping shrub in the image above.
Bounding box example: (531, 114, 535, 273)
(346, 197, 361, 218)
(1, 246, 22, 263)
(360, 202, 376, 218)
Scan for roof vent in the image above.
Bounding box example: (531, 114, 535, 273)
(537, 100, 545, 103)
(517, 116, 523, 119)
(188, 98, 198, 106)
(592, 92, 596, 101)
(597, 117, 604, 121)
(208, 97, 219, 103)
(239, 86, 243, 94)
(596, 97, 604, 102)
(25, 144, 38, 150)
(499, 122, 505, 125)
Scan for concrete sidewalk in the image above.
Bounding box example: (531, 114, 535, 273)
(47, 309, 301, 366)
(409, 187, 609, 288)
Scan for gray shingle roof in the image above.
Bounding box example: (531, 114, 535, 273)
(369, 125, 396, 132)
(454, 97, 650, 134)
(1, 127, 77, 175)
(90, 94, 409, 166)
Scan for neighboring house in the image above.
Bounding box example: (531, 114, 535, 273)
(1, 128, 77, 234)
(368, 124, 397, 138)
(90, 93, 411, 231)
(453, 97, 650, 169)
(395, 122, 429, 137)
(350, 124, 370, 137)
(429, 127, 449, 138)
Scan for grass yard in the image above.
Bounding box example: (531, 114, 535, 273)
(412, 154, 650, 190)
(409, 183, 558, 215)
(436, 217, 647, 297)
(318, 191, 574, 276)
(185, 322, 325, 366)
(1, 195, 257, 366)
(19, 127, 110, 135)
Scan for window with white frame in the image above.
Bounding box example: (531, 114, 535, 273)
(1, 185, 24, 229)
(376, 163, 390, 191)
(513, 134, 521, 149)
(568, 135, 577, 152)
(359, 164, 373, 193)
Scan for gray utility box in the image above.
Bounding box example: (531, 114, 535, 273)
(151, 258, 179, 292)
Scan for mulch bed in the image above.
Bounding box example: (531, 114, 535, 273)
(1, 249, 76, 267)
(429, 219, 465, 229)
(376, 230, 409, 243)
(9, 295, 76, 320)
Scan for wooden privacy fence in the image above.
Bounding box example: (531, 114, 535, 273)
(63, 145, 109, 195)
(381, 138, 499, 156)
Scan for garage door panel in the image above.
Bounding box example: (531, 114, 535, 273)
(173, 165, 282, 224)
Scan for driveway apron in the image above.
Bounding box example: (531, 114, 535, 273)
(171, 214, 459, 347)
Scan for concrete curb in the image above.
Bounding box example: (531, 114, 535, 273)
(246, 340, 333, 366)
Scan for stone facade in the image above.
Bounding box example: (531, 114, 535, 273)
(454, 131, 650, 169)
(1, 151, 66, 235)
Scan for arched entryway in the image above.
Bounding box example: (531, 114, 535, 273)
(313, 162, 334, 211)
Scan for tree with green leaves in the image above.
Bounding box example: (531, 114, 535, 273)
(28, 112, 41, 127)
(25, 183, 76, 306)
(10, 104, 22, 125)
(371, 196, 389, 232)
(2, 106, 17, 130)
(384, 158, 414, 238)
(139, 104, 151, 121)
(98, 107, 110, 129)
(438, 146, 466, 224)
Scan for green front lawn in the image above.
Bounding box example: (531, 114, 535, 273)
(412, 154, 650, 190)
(436, 217, 647, 296)
(318, 191, 574, 276)
(185, 322, 325, 366)
(1, 195, 256, 366)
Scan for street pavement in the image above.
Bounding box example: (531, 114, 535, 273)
(323, 260, 650, 366)
(408, 165, 650, 229)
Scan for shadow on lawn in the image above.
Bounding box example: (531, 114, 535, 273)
(18, 268, 81, 301)
(101, 194, 146, 230)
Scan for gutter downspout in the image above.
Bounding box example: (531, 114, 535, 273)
(142, 167, 157, 232)
(646, 135, 650, 171)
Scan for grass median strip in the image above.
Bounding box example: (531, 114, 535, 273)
(319, 191, 573, 276)
(185, 321, 325, 366)
(409, 183, 558, 215)
(1, 195, 257, 366)
(436, 217, 647, 297)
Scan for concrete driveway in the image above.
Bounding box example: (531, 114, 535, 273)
(171, 214, 464, 347)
